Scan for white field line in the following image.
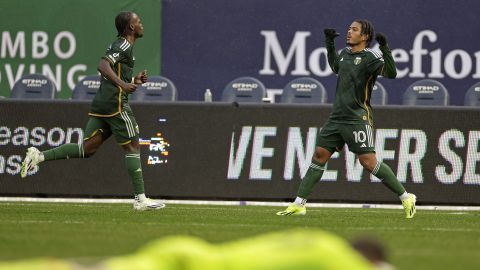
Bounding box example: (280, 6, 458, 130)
(1, 197, 480, 211)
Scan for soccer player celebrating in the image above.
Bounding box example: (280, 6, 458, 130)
(277, 19, 416, 218)
(20, 12, 164, 211)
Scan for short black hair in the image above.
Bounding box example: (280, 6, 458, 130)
(354, 19, 374, 47)
(115, 11, 133, 37)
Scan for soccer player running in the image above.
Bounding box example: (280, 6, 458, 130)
(20, 11, 165, 211)
(277, 19, 416, 218)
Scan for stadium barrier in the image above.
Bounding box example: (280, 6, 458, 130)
(1, 100, 480, 205)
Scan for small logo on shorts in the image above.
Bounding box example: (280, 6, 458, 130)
(361, 143, 367, 148)
(135, 125, 140, 133)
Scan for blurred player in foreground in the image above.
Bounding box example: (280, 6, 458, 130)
(277, 19, 416, 218)
(20, 11, 164, 211)
(0, 229, 395, 270)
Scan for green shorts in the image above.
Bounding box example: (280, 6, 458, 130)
(316, 120, 375, 155)
(84, 108, 139, 145)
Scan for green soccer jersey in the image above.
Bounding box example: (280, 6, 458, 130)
(326, 39, 397, 125)
(90, 37, 135, 117)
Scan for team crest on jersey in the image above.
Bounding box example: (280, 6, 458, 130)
(354, 57, 362, 65)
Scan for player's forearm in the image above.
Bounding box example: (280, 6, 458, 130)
(97, 59, 126, 89)
(380, 45, 397, 79)
(326, 40, 339, 73)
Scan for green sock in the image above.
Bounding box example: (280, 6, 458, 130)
(297, 159, 326, 199)
(125, 153, 145, 195)
(372, 162, 406, 195)
(42, 143, 84, 161)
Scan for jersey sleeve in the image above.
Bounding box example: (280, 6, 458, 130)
(366, 50, 385, 76)
(367, 46, 397, 78)
(102, 42, 127, 66)
(326, 39, 340, 74)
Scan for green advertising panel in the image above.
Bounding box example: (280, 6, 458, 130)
(0, 0, 161, 99)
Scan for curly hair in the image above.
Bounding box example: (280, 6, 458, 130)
(354, 19, 374, 47)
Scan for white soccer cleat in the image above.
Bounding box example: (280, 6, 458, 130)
(133, 197, 166, 211)
(20, 147, 42, 178)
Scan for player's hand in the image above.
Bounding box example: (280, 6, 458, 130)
(134, 70, 148, 84)
(375, 33, 388, 46)
(121, 82, 138, 93)
(324, 28, 340, 40)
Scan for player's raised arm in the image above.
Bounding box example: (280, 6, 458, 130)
(376, 33, 397, 79)
(324, 28, 340, 73)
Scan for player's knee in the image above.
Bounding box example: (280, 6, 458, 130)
(313, 149, 330, 164)
(359, 158, 375, 171)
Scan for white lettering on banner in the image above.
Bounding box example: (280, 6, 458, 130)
(227, 126, 253, 179)
(283, 127, 317, 180)
(226, 126, 480, 185)
(464, 131, 480, 184)
(12, 127, 29, 145)
(0, 155, 22, 175)
(260, 31, 311, 76)
(475, 51, 480, 78)
(1, 31, 85, 92)
(250, 127, 276, 180)
(0, 126, 82, 146)
(54, 31, 76, 59)
(1, 31, 76, 59)
(409, 30, 436, 77)
(397, 129, 427, 183)
(67, 64, 87, 90)
(259, 29, 480, 80)
(436, 129, 465, 184)
(30, 127, 46, 146)
(42, 64, 61, 90)
(47, 127, 66, 146)
(444, 50, 472, 79)
(0, 126, 82, 176)
(5, 64, 24, 88)
(32, 31, 49, 59)
(1, 31, 25, 58)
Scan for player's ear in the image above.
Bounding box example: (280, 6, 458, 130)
(129, 23, 135, 31)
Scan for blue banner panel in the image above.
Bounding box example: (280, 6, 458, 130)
(1, 100, 480, 205)
(161, 0, 480, 105)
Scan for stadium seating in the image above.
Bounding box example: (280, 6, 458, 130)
(370, 81, 388, 105)
(464, 82, 480, 106)
(10, 74, 56, 99)
(72, 75, 101, 100)
(221, 76, 266, 103)
(402, 79, 449, 106)
(280, 77, 327, 104)
(130, 76, 177, 102)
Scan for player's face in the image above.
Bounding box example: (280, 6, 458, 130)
(131, 13, 144, 38)
(346, 21, 367, 47)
